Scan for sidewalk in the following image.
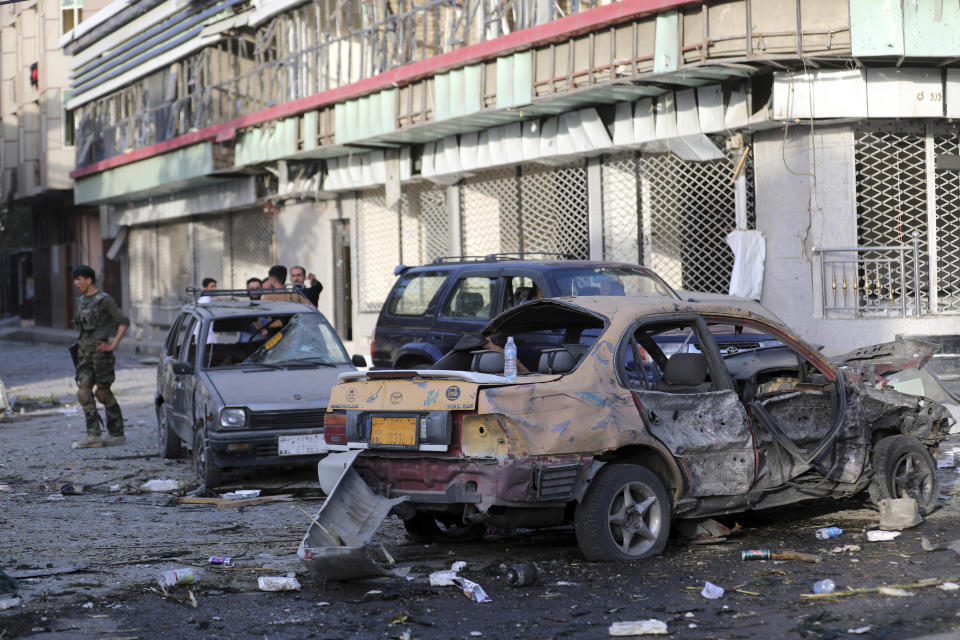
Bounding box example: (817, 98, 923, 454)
(0, 317, 163, 357)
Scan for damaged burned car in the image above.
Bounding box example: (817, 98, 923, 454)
(319, 298, 952, 562)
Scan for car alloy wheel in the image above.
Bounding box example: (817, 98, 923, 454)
(576, 463, 671, 561)
(869, 434, 939, 514)
(192, 427, 223, 489)
(156, 404, 182, 459)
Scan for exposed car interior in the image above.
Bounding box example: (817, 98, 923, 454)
(201, 315, 293, 368)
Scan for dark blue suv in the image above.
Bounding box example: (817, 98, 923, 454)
(371, 254, 679, 369)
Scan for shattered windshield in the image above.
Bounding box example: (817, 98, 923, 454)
(552, 266, 678, 299)
(243, 314, 350, 366)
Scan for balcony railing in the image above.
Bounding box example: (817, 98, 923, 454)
(815, 232, 922, 318)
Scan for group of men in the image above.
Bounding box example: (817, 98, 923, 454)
(68, 262, 323, 449)
(239, 265, 323, 306)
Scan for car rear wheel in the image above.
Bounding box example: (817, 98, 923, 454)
(575, 464, 671, 561)
(156, 404, 182, 459)
(192, 427, 223, 489)
(403, 511, 485, 544)
(869, 434, 939, 514)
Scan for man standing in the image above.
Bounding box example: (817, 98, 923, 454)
(290, 265, 323, 307)
(71, 265, 130, 448)
(262, 265, 302, 304)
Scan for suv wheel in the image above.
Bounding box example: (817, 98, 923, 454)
(403, 511, 485, 544)
(156, 404, 183, 459)
(575, 464, 670, 561)
(192, 427, 223, 489)
(869, 434, 939, 514)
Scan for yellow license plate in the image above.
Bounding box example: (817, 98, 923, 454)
(370, 416, 417, 447)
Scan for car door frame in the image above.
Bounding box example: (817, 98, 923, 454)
(433, 268, 504, 357)
(169, 313, 200, 441)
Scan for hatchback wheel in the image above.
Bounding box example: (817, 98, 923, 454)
(575, 464, 671, 561)
(156, 404, 182, 459)
(869, 434, 939, 514)
(192, 427, 223, 489)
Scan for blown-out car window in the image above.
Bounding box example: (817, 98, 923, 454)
(244, 314, 350, 366)
(387, 271, 449, 316)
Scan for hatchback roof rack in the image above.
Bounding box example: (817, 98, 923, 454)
(185, 286, 312, 305)
(430, 252, 578, 264)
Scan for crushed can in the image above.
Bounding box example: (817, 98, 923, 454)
(209, 556, 233, 567)
(741, 549, 771, 560)
(506, 563, 538, 587)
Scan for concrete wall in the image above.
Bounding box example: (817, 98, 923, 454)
(755, 124, 960, 356)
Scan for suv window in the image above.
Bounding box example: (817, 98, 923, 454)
(503, 276, 545, 309)
(387, 270, 449, 316)
(442, 276, 496, 319)
(552, 266, 675, 298)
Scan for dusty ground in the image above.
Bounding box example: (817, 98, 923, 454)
(3, 339, 960, 639)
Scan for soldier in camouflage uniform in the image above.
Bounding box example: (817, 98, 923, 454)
(72, 265, 130, 448)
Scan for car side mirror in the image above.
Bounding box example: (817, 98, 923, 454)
(172, 360, 194, 375)
(351, 354, 367, 367)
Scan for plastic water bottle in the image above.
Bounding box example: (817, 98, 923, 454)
(503, 337, 517, 381)
(812, 578, 836, 594)
(815, 527, 843, 540)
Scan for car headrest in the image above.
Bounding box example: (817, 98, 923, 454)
(538, 348, 578, 374)
(471, 350, 504, 374)
(664, 353, 708, 386)
(456, 291, 484, 316)
(513, 286, 538, 305)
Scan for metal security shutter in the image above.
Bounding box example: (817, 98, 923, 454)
(357, 189, 401, 312)
(460, 168, 520, 256)
(933, 133, 960, 313)
(519, 162, 589, 259)
(128, 226, 156, 306)
(602, 153, 640, 264)
(854, 128, 928, 311)
(157, 221, 191, 307)
(638, 145, 754, 293)
(228, 209, 274, 289)
(193, 217, 227, 288)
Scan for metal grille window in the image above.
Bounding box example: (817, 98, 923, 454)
(602, 153, 640, 264)
(460, 168, 520, 256)
(636, 146, 754, 293)
(933, 134, 960, 313)
(519, 162, 589, 259)
(357, 190, 401, 312)
(417, 183, 449, 263)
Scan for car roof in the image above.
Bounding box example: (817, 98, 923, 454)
(183, 299, 320, 317)
(402, 260, 662, 272)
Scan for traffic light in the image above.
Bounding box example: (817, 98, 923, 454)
(29, 63, 38, 88)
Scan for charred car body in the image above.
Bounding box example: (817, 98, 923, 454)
(156, 289, 363, 488)
(321, 297, 951, 561)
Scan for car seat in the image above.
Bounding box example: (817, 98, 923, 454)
(470, 350, 505, 374)
(512, 286, 538, 306)
(455, 292, 484, 317)
(654, 353, 711, 393)
(538, 344, 590, 374)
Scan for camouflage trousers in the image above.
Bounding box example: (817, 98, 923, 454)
(76, 351, 124, 437)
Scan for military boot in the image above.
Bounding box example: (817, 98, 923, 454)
(75, 433, 103, 448)
(105, 404, 125, 443)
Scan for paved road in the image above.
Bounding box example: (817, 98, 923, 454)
(3, 340, 960, 639)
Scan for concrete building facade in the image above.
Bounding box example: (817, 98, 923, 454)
(0, 0, 111, 326)
(59, 0, 960, 372)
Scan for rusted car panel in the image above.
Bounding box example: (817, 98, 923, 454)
(312, 296, 953, 566)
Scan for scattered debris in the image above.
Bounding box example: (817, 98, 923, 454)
(9, 566, 87, 579)
(60, 483, 84, 495)
(179, 494, 293, 509)
(258, 575, 301, 591)
(677, 519, 743, 544)
(938, 582, 959, 591)
(208, 556, 234, 567)
(829, 545, 861, 554)
(812, 579, 836, 594)
(157, 568, 200, 588)
(608, 619, 668, 636)
(847, 626, 872, 634)
(506, 563, 538, 587)
(866, 530, 901, 542)
(149, 586, 198, 608)
(0, 570, 19, 594)
(141, 479, 180, 492)
(815, 527, 843, 540)
(0, 595, 21, 610)
(740, 550, 819, 563)
(878, 498, 921, 530)
(802, 576, 960, 600)
(430, 562, 468, 586)
(221, 489, 261, 499)
(452, 577, 491, 603)
(877, 586, 913, 597)
(700, 582, 724, 599)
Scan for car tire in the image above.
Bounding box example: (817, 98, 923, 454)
(575, 463, 671, 561)
(192, 427, 223, 489)
(403, 512, 485, 544)
(156, 404, 182, 459)
(868, 434, 939, 515)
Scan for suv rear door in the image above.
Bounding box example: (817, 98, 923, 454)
(374, 269, 450, 367)
(433, 269, 502, 358)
